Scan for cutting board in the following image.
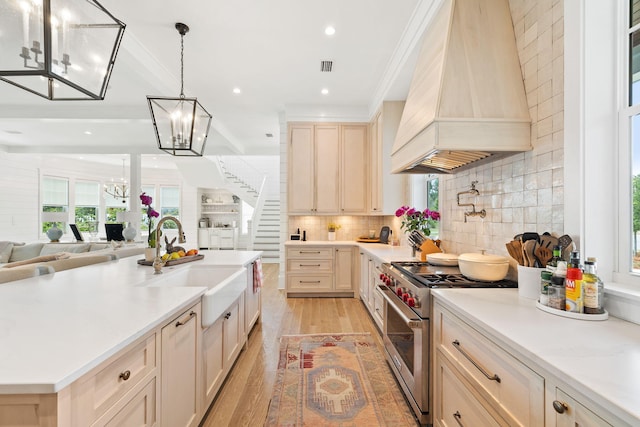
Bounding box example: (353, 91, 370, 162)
(356, 237, 380, 243)
(137, 254, 204, 266)
(419, 240, 442, 261)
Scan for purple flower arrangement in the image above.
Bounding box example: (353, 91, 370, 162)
(395, 205, 440, 236)
(140, 192, 160, 248)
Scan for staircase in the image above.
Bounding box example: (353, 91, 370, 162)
(217, 157, 260, 207)
(252, 199, 281, 263)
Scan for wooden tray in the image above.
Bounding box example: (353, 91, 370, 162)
(356, 237, 380, 243)
(137, 254, 204, 266)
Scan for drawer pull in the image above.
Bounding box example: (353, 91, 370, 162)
(300, 251, 321, 254)
(119, 370, 131, 381)
(300, 264, 321, 267)
(452, 340, 501, 383)
(175, 310, 196, 327)
(552, 400, 568, 414)
(453, 411, 465, 426)
(300, 280, 321, 284)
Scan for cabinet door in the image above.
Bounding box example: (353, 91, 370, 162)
(367, 257, 376, 311)
(198, 229, 210, 249)
(223, 294, 245, 368)
(289, 125, 315, 213)
(314, 125, 340, 214)
(340, 124, 368, 214)
(554, 389, 612, 427)
(359, 252, 369, 303)
(209, 230, 220, 249)
(334, 247, 353, 290)
(161, 305, 200, 427)
(369, 112, 382, 213)
(202, 317, 224, 408)
(99, 378, 157, 427)
(245, 261, 261, 332)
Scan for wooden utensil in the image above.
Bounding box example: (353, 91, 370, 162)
(524, 240, 538, 267)
(506, 242, 521, 264)
(535, 245, 553, 267)
(510, 240, 524, 265)
(540, 234, 558, 249)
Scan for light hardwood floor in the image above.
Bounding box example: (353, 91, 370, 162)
(200, 262, 409, 426)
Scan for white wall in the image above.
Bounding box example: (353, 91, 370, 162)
(0, 153, 40, 242)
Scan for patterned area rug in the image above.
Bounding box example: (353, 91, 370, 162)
(265, 333, 417, 426)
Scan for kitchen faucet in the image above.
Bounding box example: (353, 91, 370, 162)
(457, 181, 486, 223)
(152, 216, 186, 274)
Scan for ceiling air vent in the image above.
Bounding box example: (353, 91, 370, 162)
(265, 133, 274, 138)
(320, 60, 333, 72)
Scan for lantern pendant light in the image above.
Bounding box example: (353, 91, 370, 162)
(0, 0, 125, 100)
(147, 22, 212, 157)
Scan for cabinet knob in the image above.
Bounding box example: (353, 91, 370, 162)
(224, 312, 232, 319)
(453, 411, 465, 426)
(552, 400, 568, 414)
(119, 370, 131, 381)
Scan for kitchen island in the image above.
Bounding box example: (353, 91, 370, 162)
(0, 249, 261, 426)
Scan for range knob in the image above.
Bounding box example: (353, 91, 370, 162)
(402, 292, 410, 302)
(406, 297, 416, 307)
(379, 273, 385, 281)
(396, 287, 404, 297)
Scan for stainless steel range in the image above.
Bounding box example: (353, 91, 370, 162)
(379, 261, 516, 426)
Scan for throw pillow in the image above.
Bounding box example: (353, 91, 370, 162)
(9, 243, 45, 262)
(0, 241, 14, 263)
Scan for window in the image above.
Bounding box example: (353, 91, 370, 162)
(42, 176, 69, 234)
(410, 174, 440, 237)
(104, 184, 128, 225)
(75, 180, 99, 234)
(160, 186, 180, 229)
(628, 0, 640, 274)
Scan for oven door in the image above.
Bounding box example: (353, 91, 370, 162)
(380, 286, 430, 423)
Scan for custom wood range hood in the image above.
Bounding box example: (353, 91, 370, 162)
(391, 0, 532, 174)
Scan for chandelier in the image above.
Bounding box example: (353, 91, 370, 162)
(0, 0, 126, 100)
(104, 159, 128, 204)
(147, 22, 212, 157)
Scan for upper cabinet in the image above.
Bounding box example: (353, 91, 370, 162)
(288, 123, 368, 215)
(369, 101, 406, 215)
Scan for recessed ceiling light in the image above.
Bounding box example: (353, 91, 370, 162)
(321, 88, 329, 95)
(233, 87, 241, 94)
(325, 26, 336, 36)
(84, 131, 92, 135)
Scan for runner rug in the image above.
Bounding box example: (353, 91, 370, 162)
(264, 333, 416, 426)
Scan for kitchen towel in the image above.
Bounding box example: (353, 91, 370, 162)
(253, 258, 263, 293)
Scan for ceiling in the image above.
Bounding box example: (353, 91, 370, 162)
(0, 0, 438, 165)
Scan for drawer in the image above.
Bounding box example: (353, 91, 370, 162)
(286, 247, 333, 259)
(434, 351, 505, 427)
(72, 334, 157, 425)
(435, 305, 544, 426)
(286, 274, 333, 292)
(93, 377, 157, 427)
(286, 259, 333, 272)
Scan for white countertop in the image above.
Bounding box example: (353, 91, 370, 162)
(285, 240, 418, 263)
(0, 250, 261, 394)
(432, 289, 640, 424)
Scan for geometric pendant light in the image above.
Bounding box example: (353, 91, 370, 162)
(147, 23, 212, 156)
(0, 0, 126, 100)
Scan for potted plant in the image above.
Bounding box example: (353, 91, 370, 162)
(327, 222, 341, 241)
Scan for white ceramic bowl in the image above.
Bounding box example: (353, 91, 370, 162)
(427, 252, 459, 266)
(458, 252, 509, 282)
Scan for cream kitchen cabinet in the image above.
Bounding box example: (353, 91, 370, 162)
(552, 388, 612, 427)
(286, 245, 354, 296)
(288, 123, 368, 215)
(161, 304, 201, 427)
(368, 101, 405, 215)
(358, 250, 384, 331)
(433, 302, 544, 426)
(198, 227, 237, 250)
(245, 260, 261, 333)
(201, 292, 246, 409)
